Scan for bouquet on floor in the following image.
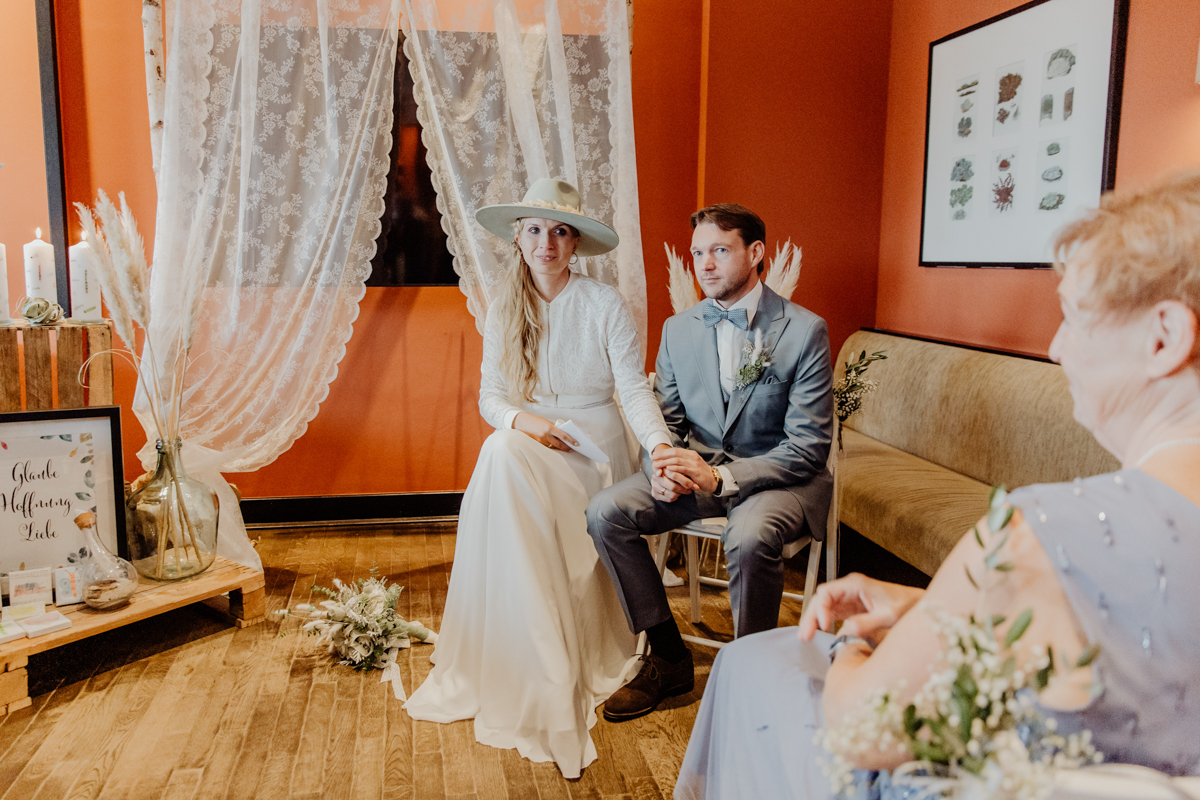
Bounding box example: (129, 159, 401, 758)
(819, 487, 1102, 800)
(274, 573, 437, 699)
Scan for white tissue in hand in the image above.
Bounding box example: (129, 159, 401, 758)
(554, 420, 610, 463)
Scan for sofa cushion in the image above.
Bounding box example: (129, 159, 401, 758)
(837, 331, 1119, 489)
(838, 428, 990, 576)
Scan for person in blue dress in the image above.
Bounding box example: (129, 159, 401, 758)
(676, 170, 1200, 798)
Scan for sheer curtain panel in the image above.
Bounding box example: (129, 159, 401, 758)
(401, 0, 647, 348)
(145, 0, 403, 568)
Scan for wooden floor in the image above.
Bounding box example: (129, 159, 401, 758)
(0, 523, 811, 800)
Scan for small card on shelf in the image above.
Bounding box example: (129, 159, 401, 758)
(2, 602, 45, 623)
(9, 567, 54, 606)
(54, 566, 85, 606)
(16, 610, 71, 638)
(0, 618, 28, 645)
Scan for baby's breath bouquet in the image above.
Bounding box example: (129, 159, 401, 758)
(274, 573, 437, 699)
(820, 488, 1102, 800)
(833, 349, 888, 450)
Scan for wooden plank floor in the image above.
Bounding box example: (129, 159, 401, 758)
(0, 523, 811, 800)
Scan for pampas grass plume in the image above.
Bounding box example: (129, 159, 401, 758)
(765, 239, 802, 301)
(665, 243, 700, 314)
(74, 197, 138, 351)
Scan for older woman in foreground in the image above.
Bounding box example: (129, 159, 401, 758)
(675, 170, 1200, 799)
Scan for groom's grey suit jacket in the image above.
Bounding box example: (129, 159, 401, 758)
(650, 283, 834, 539)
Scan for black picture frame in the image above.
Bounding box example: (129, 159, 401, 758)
(918, 0, 1129, 269)
(35, 0, 72, 309)
(0, 405, 127, 564)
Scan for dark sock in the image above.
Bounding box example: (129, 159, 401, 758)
(645, 618, 687, 664)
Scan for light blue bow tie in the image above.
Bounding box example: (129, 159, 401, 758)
(702, 303, 749, 330)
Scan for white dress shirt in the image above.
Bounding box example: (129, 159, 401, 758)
(712, 280, 763, 397)
(709, 279, 762, 496)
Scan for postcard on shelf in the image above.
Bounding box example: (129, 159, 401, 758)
(54, 566, 85, 606)
(0, 618, 28, 645)
(16, 610, 71, 638)
(2, 602, 46, 623)
(9, 567, 54, 606)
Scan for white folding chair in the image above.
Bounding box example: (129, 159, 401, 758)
(650, 517, 822, 649)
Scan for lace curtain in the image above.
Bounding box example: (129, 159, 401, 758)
(401, 0, 647, 348)
(143, 0, 402, 568)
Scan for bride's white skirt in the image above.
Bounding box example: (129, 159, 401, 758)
(404, 401, 641, 778)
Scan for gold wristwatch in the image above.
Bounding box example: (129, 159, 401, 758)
(711, 466, 723, 494)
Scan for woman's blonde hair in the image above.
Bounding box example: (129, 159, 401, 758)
(1053, 169, 1200, 321)
(492, 219, 580, 403)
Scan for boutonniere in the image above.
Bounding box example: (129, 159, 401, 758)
(735, 330, 771, 391)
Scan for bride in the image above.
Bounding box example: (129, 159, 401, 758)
(404, 179, 672, 778)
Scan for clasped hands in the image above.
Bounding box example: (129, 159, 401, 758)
(797, 572, 925, 648)
(513, 416, 719, 503)
(649, 445, 718, 501)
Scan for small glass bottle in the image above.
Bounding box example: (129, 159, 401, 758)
(73, 511, 138, 610)
(126, 438, 219, 581)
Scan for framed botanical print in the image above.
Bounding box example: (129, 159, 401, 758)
(918, 0, 1129, 268)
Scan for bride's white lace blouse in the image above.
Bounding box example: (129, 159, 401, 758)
(478, 273, 671, 452)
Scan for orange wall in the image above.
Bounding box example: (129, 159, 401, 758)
(875, 0, 1200, 357)
(0, 0, 52, 310)
(632, 0, 703, 366)
(700, 0, 894, 359)
(226, 288, 490, 496)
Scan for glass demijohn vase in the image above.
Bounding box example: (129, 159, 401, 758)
(126, 438, 219, 580)
(73, 511, 139, 609)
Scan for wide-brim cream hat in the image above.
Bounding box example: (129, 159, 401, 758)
(475, 178, 619, 257)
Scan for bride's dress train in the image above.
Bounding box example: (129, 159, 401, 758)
(405, 421, 640, 777)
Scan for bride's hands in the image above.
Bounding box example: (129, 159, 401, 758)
(512, 412, 579, 451)
(797, 573, 925, 645)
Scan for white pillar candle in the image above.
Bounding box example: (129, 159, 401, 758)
(68, 233, 103, 321)
(0, 244, 10, 321)
(23, 228, 57, 303)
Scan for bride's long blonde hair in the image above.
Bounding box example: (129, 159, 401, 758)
(492, 219, 579, 403)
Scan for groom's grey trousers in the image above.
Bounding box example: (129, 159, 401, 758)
(586, 475, 810, 638)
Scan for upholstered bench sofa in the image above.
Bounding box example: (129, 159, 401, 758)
(835, 330, 1119, 577)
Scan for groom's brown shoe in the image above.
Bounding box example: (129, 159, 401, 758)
(602, 650, 694, 722)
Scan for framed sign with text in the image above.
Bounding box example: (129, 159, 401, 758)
(918, 0, 1128, 268)
(0, 406, 126, 577)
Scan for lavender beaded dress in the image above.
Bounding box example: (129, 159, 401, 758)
(674, 469, 1200, 800)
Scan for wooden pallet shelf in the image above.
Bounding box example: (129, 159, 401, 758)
(0, 322, 114, 411)
(0, 556, 265, 715)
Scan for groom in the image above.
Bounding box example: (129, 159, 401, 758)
(586, 203, 834, 721)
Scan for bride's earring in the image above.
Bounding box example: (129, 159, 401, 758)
(570, 253, 580, 266)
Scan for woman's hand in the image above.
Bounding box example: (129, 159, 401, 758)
(512, 412, 579, 451)
(797, 573, 925, 645)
